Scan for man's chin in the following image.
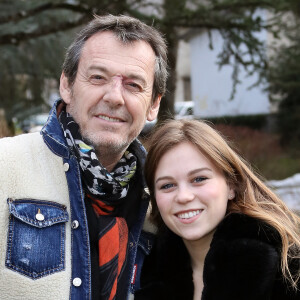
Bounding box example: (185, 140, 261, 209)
(84, 132, 130, 152)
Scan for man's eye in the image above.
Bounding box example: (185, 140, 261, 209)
(126, 82, 142, 91)
(90, 75, 104, 82)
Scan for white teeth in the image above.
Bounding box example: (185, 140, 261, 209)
(177, 210, 201, 219)
(98, 115, 120, 122)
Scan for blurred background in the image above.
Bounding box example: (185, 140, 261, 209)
(0, 0, 299, 209)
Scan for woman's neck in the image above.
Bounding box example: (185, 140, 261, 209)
(183, 233, 214, 300)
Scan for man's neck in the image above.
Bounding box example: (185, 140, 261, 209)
(95, 148, 125, 173)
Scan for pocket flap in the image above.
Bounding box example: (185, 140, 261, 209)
(7, 198, 69, 228)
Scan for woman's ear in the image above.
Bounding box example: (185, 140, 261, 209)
(228, 188, 235, 200)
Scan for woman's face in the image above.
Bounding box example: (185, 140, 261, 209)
(154, 142, 234, 244)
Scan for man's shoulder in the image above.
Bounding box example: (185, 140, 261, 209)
(0, 132, 47, 163)
(0, 132, 41, 143)
(0, 132, 43, 151)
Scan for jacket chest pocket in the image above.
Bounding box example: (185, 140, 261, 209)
(5, 198, 69, 279)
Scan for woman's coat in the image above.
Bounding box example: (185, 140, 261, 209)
(135, 213, 300, 300)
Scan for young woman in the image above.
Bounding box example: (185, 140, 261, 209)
(135, 119, 300, 300)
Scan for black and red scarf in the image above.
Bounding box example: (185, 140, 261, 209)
(59, 110, 139, 300)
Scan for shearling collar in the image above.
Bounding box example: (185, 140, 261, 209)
(136, 213, 300, 300)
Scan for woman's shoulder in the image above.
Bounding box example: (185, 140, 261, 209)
(203, 213, 283, 299)
(206, 213, 281, 272)
(204, 213, 300, 299)
(212, 213, 281, 248)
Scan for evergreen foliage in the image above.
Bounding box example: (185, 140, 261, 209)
(0, 0, 298, 125)
(268, 9, 300, 146)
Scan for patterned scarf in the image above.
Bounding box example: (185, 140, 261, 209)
(59, 110, 137, 300)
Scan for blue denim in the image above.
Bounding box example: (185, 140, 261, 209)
(35, 100, 153, 299)
(131, 231, 155, 290)
(5, 198, 68, 279)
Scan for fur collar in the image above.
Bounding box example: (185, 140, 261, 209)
(136, 213, 300, 300)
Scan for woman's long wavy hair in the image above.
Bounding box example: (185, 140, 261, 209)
(144, 119, 300, 288)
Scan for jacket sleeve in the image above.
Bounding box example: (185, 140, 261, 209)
(202, 238, 279, 300)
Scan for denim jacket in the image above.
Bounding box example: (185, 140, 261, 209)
(0, 101, 154, 300)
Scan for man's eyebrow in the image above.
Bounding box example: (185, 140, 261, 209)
(88, 65, 108, 73)
(125, 73, 147, 86)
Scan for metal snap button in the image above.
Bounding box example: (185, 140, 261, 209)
(35, 209, 45, 221)
(63, 163, 70, 172)
(72, 220, 79, 229)
(73, 277, 82, 287)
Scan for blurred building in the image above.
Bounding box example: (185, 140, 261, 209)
(174, 10, 279, 118)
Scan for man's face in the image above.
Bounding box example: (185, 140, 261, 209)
(60, 31, 160, 157)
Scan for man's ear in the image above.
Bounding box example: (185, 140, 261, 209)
(59, 72, 72, 104)
(147, 95, 162, 121)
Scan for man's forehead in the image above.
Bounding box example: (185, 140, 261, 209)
(80, 31, 156, 81)
(82, 31, 155, 63)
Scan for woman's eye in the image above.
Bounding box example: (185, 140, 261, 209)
(160, 183, 174, 190)
(193, 176, 207, 183)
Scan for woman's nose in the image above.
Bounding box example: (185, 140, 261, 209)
(175, 185, 195, 204)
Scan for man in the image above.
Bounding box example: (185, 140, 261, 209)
(0, 14, 167, 300)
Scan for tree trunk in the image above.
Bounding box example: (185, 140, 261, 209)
(0, 109, 13, 137)
(158, 31, 178, 121)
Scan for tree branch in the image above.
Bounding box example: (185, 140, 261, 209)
(0, 15, 92, 45)
(210, 0, 288, 11)
(164, 18, 264, 31)
(0, 2, 92, 25)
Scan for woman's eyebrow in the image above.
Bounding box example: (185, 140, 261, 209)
(188, 168, 212, 176)
(155, 176, 173, 184)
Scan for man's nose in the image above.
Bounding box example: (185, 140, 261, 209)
(175, 185, 195, 204)
(102, 76, 125, 106)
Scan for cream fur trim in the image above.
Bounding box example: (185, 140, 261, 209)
(0, 133, 71, 299)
